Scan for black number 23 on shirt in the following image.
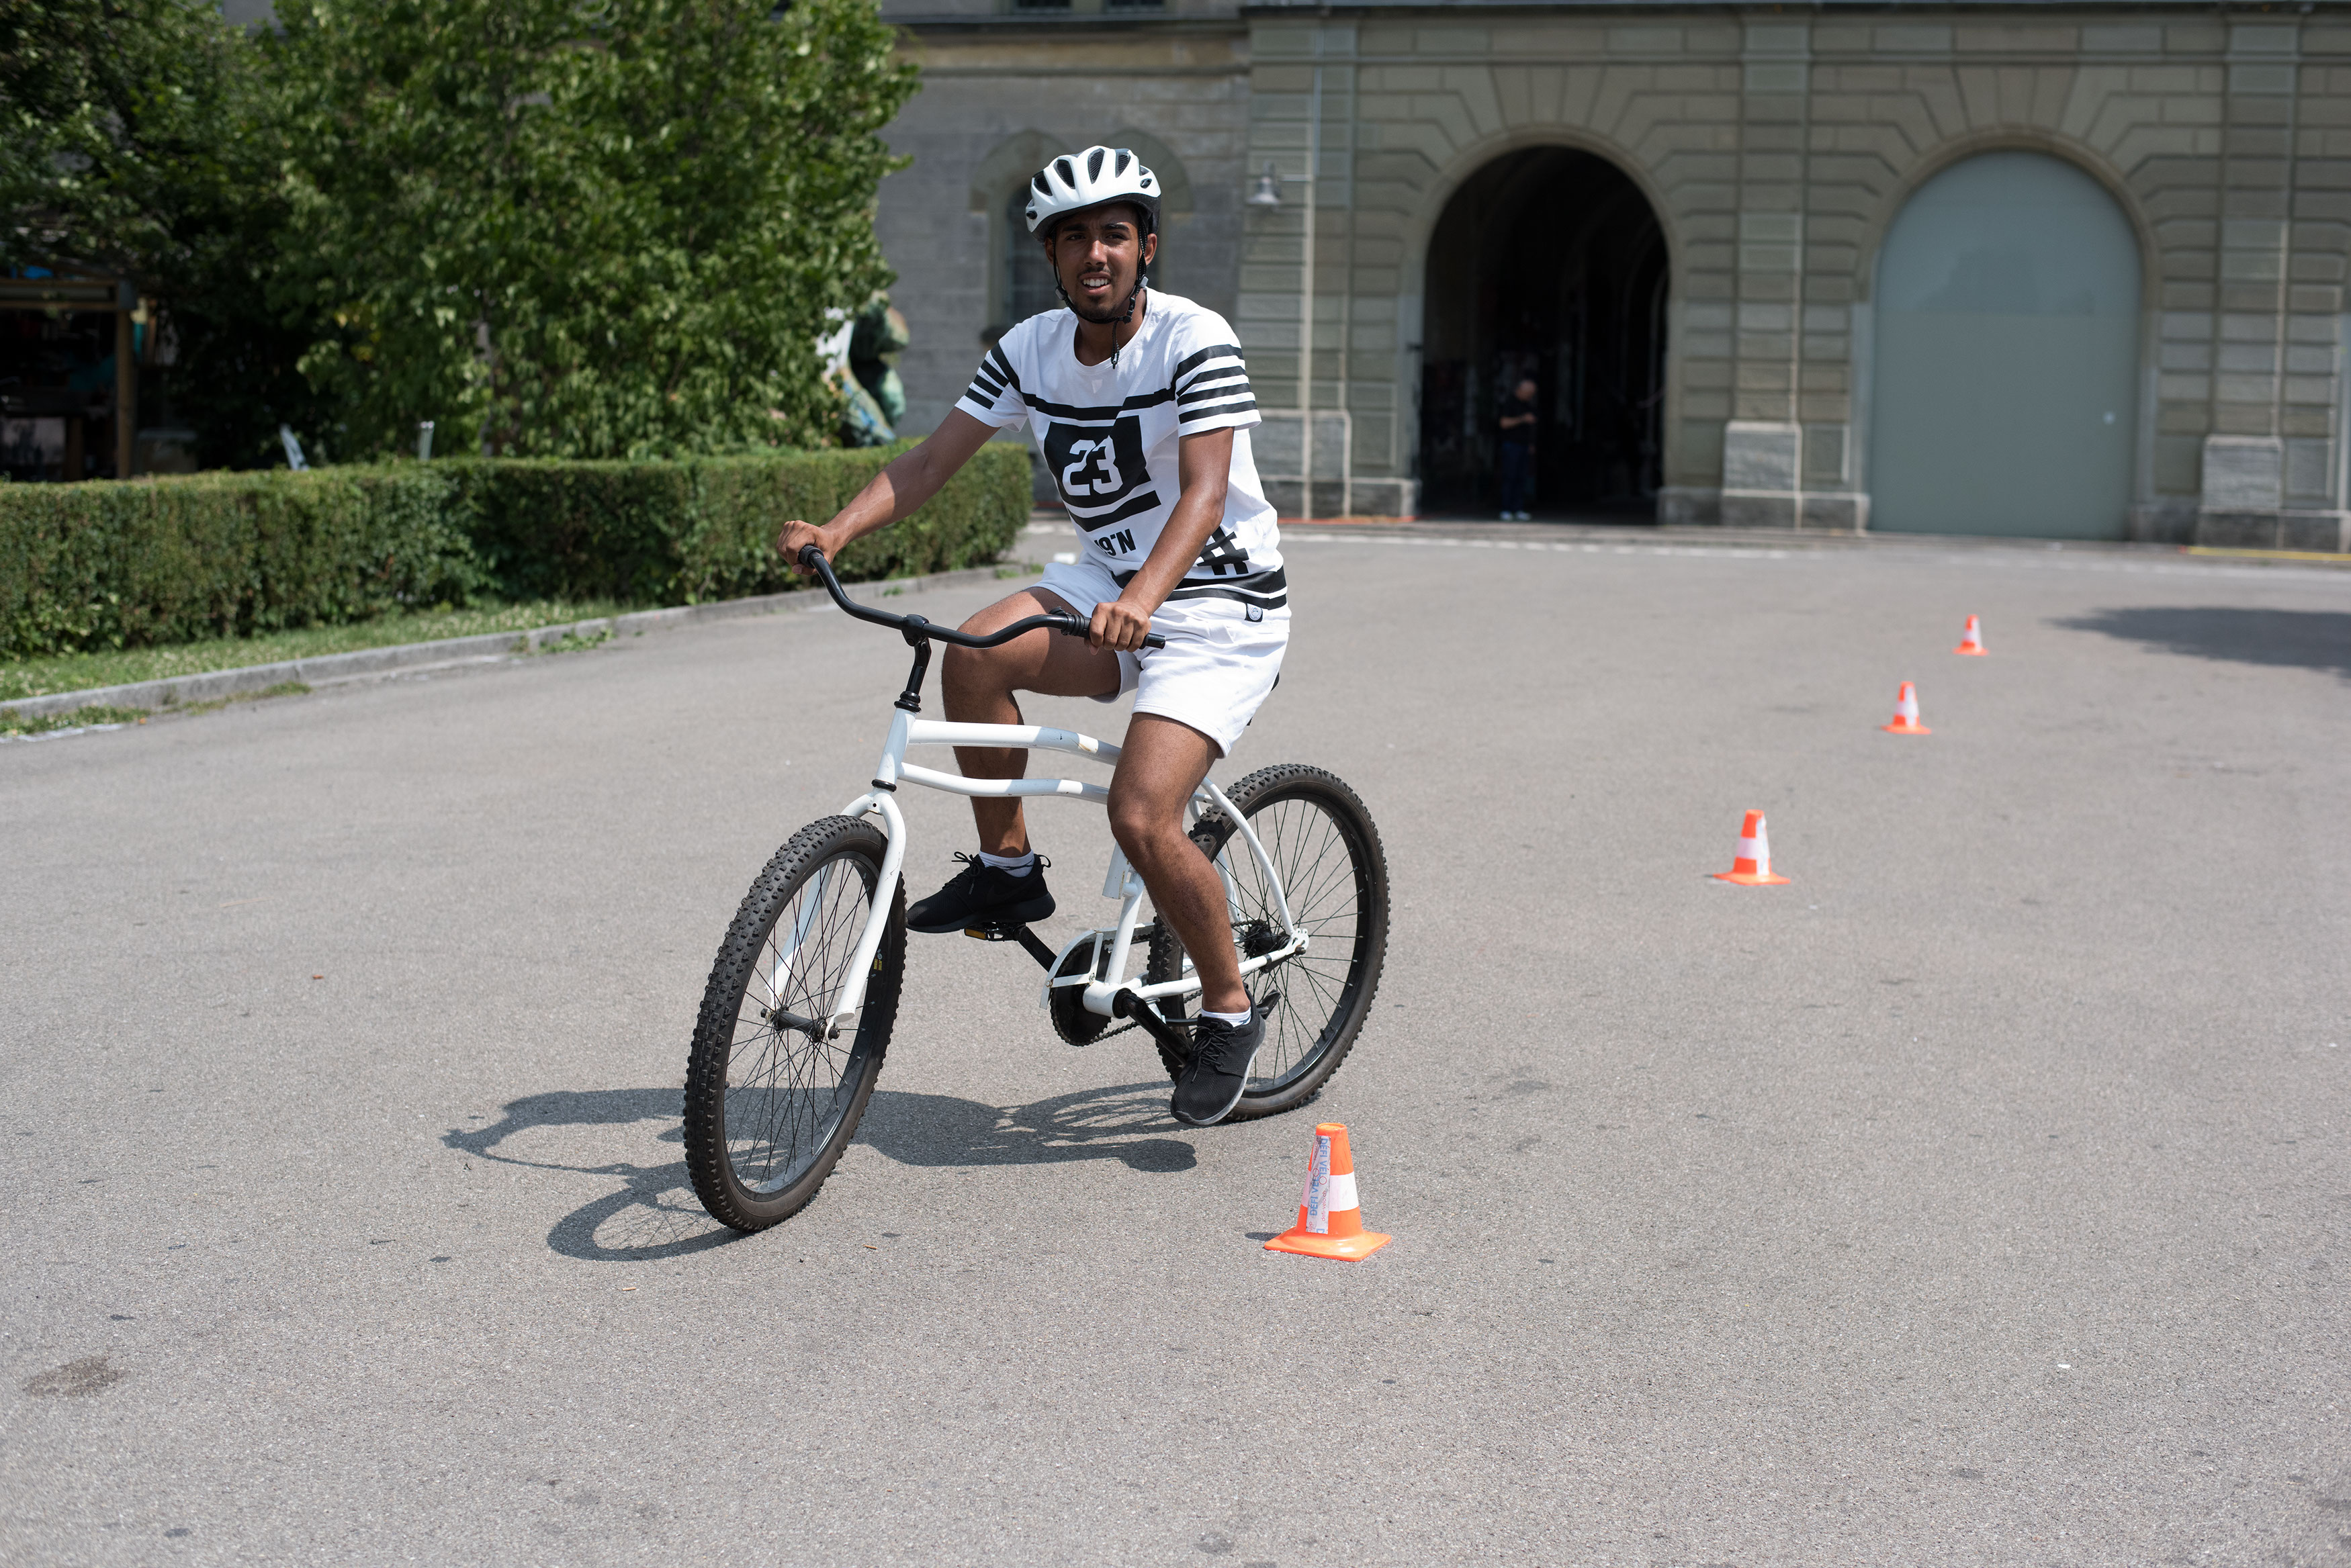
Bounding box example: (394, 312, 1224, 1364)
(1043, 417, 1148, 512)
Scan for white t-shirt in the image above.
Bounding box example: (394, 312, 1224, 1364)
(955, 291, 1286, 610)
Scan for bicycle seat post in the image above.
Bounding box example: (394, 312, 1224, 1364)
(894, 618, 932, 713)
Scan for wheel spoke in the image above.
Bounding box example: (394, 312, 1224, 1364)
(719, 847, 880, 1194)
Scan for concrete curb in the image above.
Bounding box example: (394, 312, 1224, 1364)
(2, 561, 1038, 723)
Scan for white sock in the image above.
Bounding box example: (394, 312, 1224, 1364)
(977, 849, 1036, 876)
(1198, 1006, 1252, 1027)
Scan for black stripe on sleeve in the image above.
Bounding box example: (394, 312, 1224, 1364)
(1177, 398, 1259, 424)
(1171, 342, 1244, 381)
(1177, 373, 1249, 405)
(983, 346, 1021, 390)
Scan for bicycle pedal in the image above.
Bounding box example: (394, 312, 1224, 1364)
(962, 922, 1026, 942)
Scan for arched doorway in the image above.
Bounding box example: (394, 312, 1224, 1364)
(1869, 151, 2141, 539)
(1419, 148, 1668, 517)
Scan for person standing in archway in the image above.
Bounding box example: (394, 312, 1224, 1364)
(1497, 375, 1538, 520)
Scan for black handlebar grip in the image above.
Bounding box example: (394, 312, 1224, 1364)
(1049, 612, 1167, 651)
(797, 543, 826, 570)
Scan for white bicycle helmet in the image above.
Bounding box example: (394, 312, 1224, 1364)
(1023, 145, 1161, 236)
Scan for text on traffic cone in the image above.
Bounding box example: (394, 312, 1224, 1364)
(1264, 1123, 1391, 1260)
(1712, 808, 1791, 885)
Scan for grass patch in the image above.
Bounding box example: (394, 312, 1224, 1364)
(529, 627, 612, 656)
(1, 702, 151, 737)
(0, 600, 625, 702)
(179, 681, 313, 717)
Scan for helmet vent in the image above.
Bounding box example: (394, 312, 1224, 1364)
(1022, 144, 1161, 236)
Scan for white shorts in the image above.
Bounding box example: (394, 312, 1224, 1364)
(1034, 558, 1290, 755)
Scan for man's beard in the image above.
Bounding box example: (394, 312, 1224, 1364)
(1067, 282, 1130, 325)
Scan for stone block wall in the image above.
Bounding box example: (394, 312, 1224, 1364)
(1232, 6, 2350, 541)
(876, 3, 2351, 546)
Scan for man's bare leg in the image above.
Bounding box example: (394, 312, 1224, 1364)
(1107, 714, 1248, 1016)
(937, 590, 1121, 856)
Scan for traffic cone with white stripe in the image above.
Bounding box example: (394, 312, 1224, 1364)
(1264, 1123, 1390, 1260)
(1954, 615, 1987, 655)
(1881, 681, 1931, 735)
(1711, 809, 1791, 886)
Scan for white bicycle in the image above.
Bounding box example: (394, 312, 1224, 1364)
(682, 549, 1390, 1233)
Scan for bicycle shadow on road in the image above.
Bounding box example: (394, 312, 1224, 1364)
(2055, 605, 2351, 680)
(856, 1080, 1197, 1174)
(443, 1079, 1194, 1265)
(444, 1087, 738, 1265)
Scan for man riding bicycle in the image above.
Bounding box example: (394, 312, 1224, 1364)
(776, 145, 1288, 1129)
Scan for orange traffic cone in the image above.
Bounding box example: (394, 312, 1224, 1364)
(1711, 809, 1790, 885)
(1881, 681, 1931, 734)
(1264, 1123, 1390, 1260)
(1953, 616, 1988, 656)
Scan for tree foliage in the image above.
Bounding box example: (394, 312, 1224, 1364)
(0, 0, 324, 469)
(0, 0, 253, 291)
(268, 0, 916, 461)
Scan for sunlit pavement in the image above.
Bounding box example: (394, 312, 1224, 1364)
(5, 530, 2348, 1566)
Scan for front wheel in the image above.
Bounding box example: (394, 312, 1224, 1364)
(684, 815, 905, 1232)
(1146, 764, 1389, 1120)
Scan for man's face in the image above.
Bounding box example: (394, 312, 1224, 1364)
(1045, 204, 1157, 323)
(1515, 379, 1538, 403)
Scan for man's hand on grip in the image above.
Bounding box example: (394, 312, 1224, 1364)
(1089, 596, 1156, 653)
(776, 518, 831, 565)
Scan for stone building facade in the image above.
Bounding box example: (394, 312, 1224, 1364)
(875, 1, 2351, 549)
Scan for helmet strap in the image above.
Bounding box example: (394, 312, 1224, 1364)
(1052, 261, 1149, 370)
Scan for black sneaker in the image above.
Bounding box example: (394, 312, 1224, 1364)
(1170, 1010, 1263, 1126)
(905, 852, 1055, 935)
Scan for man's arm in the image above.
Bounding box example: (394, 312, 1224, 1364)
(1088, 427, 1233, 653)
(775, 409, 1002, 563)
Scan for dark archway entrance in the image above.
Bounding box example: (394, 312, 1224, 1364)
(1419, 148, 1667, 518)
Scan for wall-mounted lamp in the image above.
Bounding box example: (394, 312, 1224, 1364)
(1246, 163, 1284, 208)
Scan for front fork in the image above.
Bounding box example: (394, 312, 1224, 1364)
(821, 790, 906, 1035)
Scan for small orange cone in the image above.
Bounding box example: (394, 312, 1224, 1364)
(1881, 681, 1931, 735)
(1953, 616, 1988, 656)
(1712, 809, 1790, 885)
(1264, 1123, 1390, 1260)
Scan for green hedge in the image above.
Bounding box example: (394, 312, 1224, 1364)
(0, 442, 1032, 657)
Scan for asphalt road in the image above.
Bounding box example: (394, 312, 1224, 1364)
(4, 529, 2348, 1567)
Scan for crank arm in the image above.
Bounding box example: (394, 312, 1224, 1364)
(965, 921, 1061, 971)
(1111, 989, 1192, 1060)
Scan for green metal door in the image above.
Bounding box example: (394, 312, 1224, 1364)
(1869, 152, 2141, 539)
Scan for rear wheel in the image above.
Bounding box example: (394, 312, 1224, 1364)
(1145, 765, 1388, 1120)
(684, 816, 905, 1232)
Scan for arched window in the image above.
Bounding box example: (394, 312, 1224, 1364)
(1003, 186, 1063, 329)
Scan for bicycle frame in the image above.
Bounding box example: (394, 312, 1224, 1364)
(821, 706, 1305, 1038)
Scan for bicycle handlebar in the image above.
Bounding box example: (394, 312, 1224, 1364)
(797, 544, 1165, 650)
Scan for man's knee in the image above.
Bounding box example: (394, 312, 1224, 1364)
(940, 641, 1004, 696)
(1108, 795, 1184, 862)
